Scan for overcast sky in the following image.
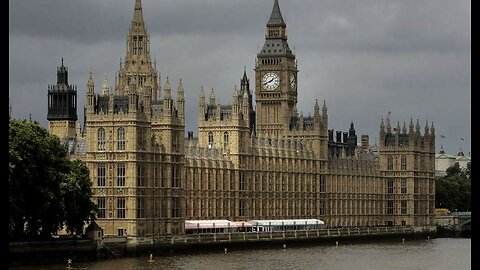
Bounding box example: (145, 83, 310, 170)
(9, 0, 470, 155)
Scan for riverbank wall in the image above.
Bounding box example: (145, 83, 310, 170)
(9, 226, 436, 266)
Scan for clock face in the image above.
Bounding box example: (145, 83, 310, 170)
(290, 74, 296, 89)
(261, 72, 280, 90)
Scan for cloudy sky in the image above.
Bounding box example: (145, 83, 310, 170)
(9, 0, 470, 155)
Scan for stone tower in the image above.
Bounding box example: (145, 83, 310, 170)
(255, 0, 298, 138)
(47, 58, 78, 139)
(85, 0, 185, 238)
(379, 117, 436, 226)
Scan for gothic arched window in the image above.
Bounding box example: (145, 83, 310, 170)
(223, 132, 229, 149)
(387, 155, 393, 170)
(118, 128, 125, 151)
(401, 155, 407, 170)
(97, 128, 106, 151)
(208, 132, 214, 149)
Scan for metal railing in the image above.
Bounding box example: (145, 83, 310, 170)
(157, 226, 416, 245)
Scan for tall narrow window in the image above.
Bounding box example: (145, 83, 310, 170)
(387, 155, 393, 170)
(208, 132, 214, 149)
(387, 200, 394, 215)
(97, 197, 106, 218)
(387, 178, 394, 194)
(117, 197, 126, 218)
(97, 164, 106, 187)
(98, 128, 106, 151)
(401, 179, 407, 194)
(118, 128, 125, 151)
(172, 198, 180, 218)
(172, 163, 180, 188)
(133, 37, 137, 54)
(137, 197, 145, 218)
(239, 199, 245, 216)
(223, 132, 229, 149)
(137, 164, 145, 187)
(401, 200, 407, 215)
(172, 134, 178, 152)
(138, 37, 143, 54)
(239, 172, 245, 191)
(401, 155, 407, 170)
(117, 163, 125, 186)
(137, 129, 145, 150)
(320, 175, 325, 192)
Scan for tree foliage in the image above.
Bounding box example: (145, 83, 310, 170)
(9, 119, 96, 241)
(435, 162, 471, 212)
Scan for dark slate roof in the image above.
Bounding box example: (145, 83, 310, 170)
(258, 39, 294, 58)
(206, 105, 233, 121)
(96, 96, 109, 113)
(64, 137, 86, 156)
(267, 0, 286, 27)
(385, 133, 410, 147)
(114, 96, 129, 113)
(152, 101, 164, 117)
(290, 116, 315, 131)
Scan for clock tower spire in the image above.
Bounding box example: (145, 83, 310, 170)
(255, 0, 297, 138)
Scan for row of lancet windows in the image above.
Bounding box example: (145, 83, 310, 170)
(387, 155, 407, 171)
(207, 132, 229, 149)
(97, 196, 180, 219)
(97, 128, 126, 151)
(261, 58, 281, 65)
(132, 36, 144, 55)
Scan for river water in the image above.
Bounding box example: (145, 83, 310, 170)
(11, 238, 470, 270)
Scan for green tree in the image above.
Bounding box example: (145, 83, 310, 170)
(435, 162, 471, 212)
(9, 119, 96, 240)
(61, 160, 97, 235)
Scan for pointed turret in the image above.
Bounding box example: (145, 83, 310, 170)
(232, 85, 239, 102)
(402, 122, 407, 134)
(299, 112, 304, 131)
(177, 79, 184, 101)
(87, 71, 95, 94)
(199, 86, 205, 104)
(350, 122, 356, 135)
(177, 79, 185, 119)
(199, 86, 206, 121)
(386, 118, 392, 133)
(241, 66, 249, 96)
(164, 77, 171, 99)
(57, 57, 68, 85)
(232, 85, 239, 118)
(314, 99, 320, 116)
(379, 118, 386, 146)
(430, 122, 435, 135)
(415, 119, 421, 133)
(322, 100, 328, 129)
(267, 0, 286, 27)
(102, 74, 109, 96)
(409, 118, 414, 135)
(424, 120, 430, 135)
(396, 121, 401, 135)
(48, 58, 77, 122)
(133, 0, 145, 32)
(209, 88, 216, 106)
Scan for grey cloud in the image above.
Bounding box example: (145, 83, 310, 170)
(9, 0, 470, 155)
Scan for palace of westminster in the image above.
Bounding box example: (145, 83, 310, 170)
(46, 0, 436, 237)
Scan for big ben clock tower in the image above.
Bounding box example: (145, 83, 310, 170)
(255, 0, 298, 138)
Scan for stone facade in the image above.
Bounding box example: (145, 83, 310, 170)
(48, 0, 436, 238)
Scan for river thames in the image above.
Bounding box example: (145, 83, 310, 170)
(11, 237, 470, 270)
